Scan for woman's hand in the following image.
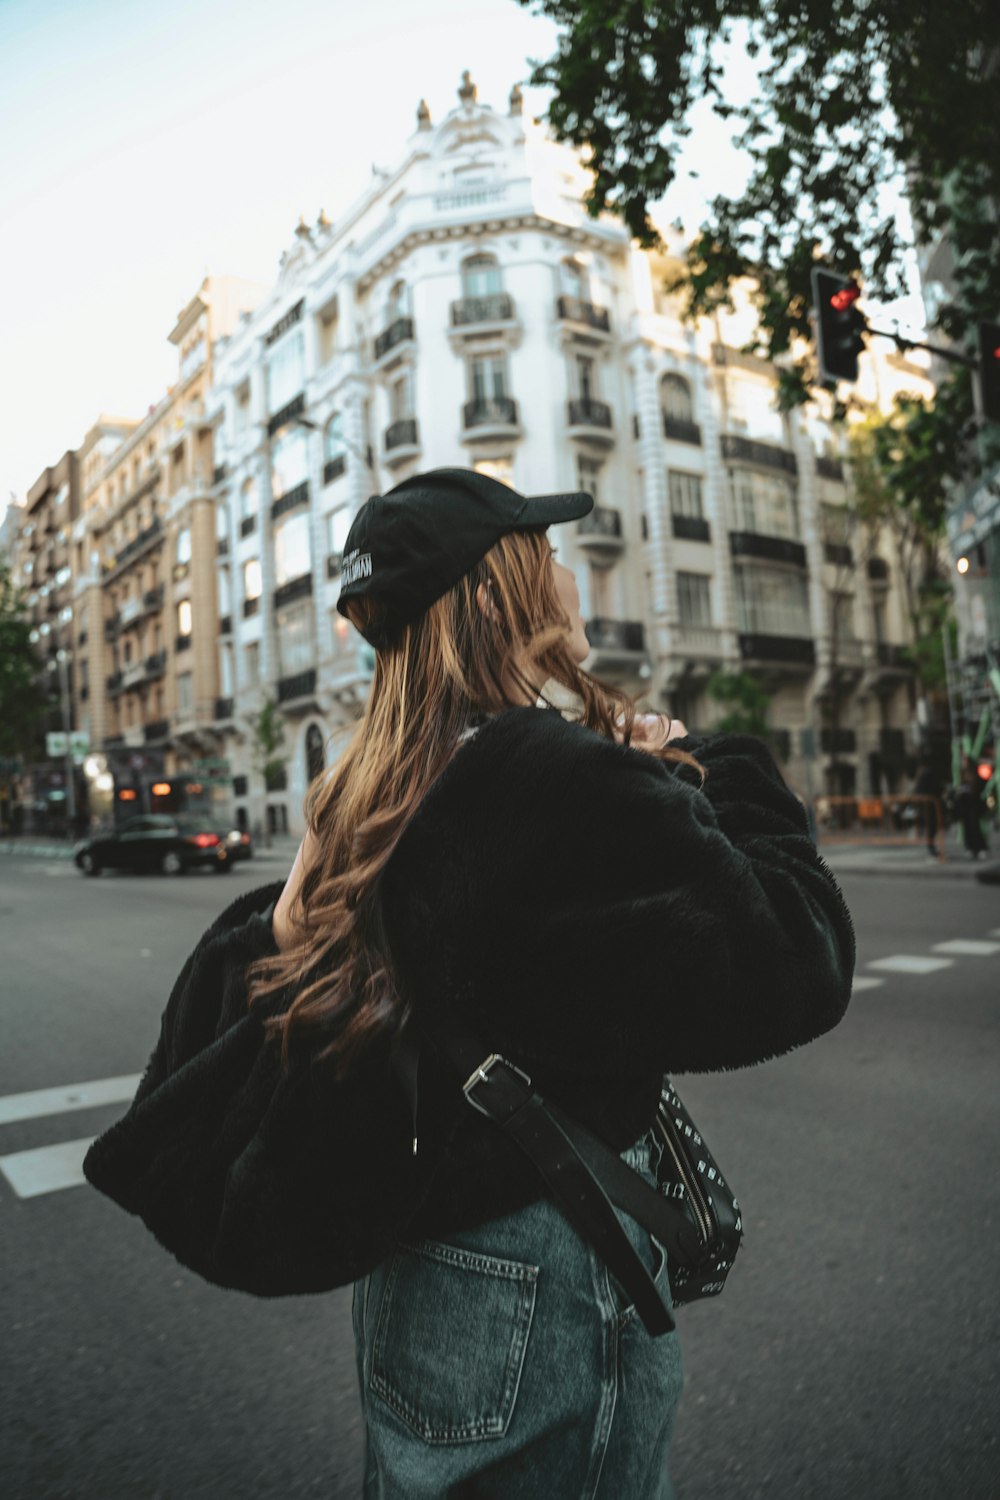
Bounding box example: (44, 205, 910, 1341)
(614, 713, 690, 753)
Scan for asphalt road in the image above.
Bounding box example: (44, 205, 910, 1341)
(1, 854, 998, 1500)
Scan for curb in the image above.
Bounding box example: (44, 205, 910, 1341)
(0, 842, 77, 860)
(819, 852, 999, 881)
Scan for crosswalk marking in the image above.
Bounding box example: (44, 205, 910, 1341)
(851, 977, 885, 992)
(866, 954, 955, 975)
(0, 1074, 141, 1127)
(0, 1137, 92, 1199)
(930, 939, 1000, 957)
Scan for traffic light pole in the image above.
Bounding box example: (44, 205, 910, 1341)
(864, 326, 979, 368)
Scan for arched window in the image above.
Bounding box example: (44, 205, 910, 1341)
(176, 527, 191, 566)
(305, 723, 325, 785)
(324, 412, 346, 464)
(660, 373, 694, 424)
(461, 254, 502, 299)
(387, 280, 408, 321)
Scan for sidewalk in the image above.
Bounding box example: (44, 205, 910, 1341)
(817, 838, 1000, 881)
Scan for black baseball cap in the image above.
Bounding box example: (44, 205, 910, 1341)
(336, 467, 594, 648)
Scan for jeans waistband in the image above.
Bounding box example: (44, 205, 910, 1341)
(619, 1124, 663, 1180)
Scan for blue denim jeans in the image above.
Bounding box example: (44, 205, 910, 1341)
(352, 1128, 683, 1498)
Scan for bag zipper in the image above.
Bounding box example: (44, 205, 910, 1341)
(654, 1102, 715, 1248)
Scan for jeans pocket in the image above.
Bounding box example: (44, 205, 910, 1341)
(369, 1238, 538, 1445)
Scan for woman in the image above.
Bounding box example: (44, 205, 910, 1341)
(85, 467, 855, 1499)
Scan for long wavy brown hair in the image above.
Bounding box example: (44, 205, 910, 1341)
(246, 526, 706, 1076)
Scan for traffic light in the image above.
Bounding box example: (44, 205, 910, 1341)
(811, 268, 868, 383)
(977, 321, 1000, 424)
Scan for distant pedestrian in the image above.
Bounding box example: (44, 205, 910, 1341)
(955, 755, 990, 860)
(85, 468, 857, 1497)
(911, 758, 942, 858)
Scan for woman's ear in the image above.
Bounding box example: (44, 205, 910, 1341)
(476, 580, 500, 620)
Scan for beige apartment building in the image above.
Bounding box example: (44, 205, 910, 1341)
(73, 276, 264, 818)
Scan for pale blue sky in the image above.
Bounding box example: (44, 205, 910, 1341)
(0, 0, 924, 518)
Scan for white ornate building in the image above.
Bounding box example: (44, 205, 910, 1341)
(207, 72, 931, 837)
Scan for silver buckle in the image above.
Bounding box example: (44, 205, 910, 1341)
(462, 1053, 533, 1117)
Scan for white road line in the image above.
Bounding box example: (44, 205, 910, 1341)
(930, 939, 1000, 957)
(866, 955, 956, 975)
(0, 1137, 92, 1198)
(851, 977, 886, 992)
(0, 1074, 141, 1126)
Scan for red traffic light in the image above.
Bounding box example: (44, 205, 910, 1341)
(830, 285, 861, 312)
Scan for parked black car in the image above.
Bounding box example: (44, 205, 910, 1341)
(73, 814, 235, 876)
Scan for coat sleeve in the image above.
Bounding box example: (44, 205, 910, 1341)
(393, 714, 857, 1080)
(587, 728, 857, 1072)
(81, 880, 309, 1289)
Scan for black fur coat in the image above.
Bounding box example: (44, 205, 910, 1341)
(84, 706, 855, 1294)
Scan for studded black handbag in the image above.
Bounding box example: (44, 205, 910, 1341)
(653, 1079, 743, 1307)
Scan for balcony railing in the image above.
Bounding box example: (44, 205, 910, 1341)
(876, 643, 911, 670)
(214, 697, 234, 720)
(217, 537, 230, 557)
(451, 294, 515, 327)
(662, 415, 702, 445)
(143, 583, 164, 611)
(462, 396, 520, 433)
(214, 463, 228, 485)
(738, 633, 816, 666)
(720, 434, 798, 475)
(729, 531, 808, 568)
(104, 614, 121, 642)
(578, 507, 622, 541)
(823, 542, 854, 567)
(324, 454, 346, 485)
(144, 718, 170, 742)
(272, 480, 309, 520)
(240, 515, 256, 538)
(219, 615, 232, 635)
(277, 668, 317, 703)
(374, 317, 414, 361)
(577, 509, 624, 560)
(243, 596, 260, 618)
(144, 651, 167, 678)
(867, 556, 890, 581)
(556, 296, 611, 333)
(567, 398, 613, 435)
(820, 728, 858, 753)
(101, 517, 164, 581)
(671, 514, 711, 543)
(816, 455, 845, 482)
(106, 671, 123, 695)
(274, 573, 313, 607)
(385, 418, 419, 453)
(267, 392, 306, 437)
(584, 618, 645, 654)
(175, 634, 192, 653)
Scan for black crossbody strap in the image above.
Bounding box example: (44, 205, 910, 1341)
(394, 1016, 687, 1336)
